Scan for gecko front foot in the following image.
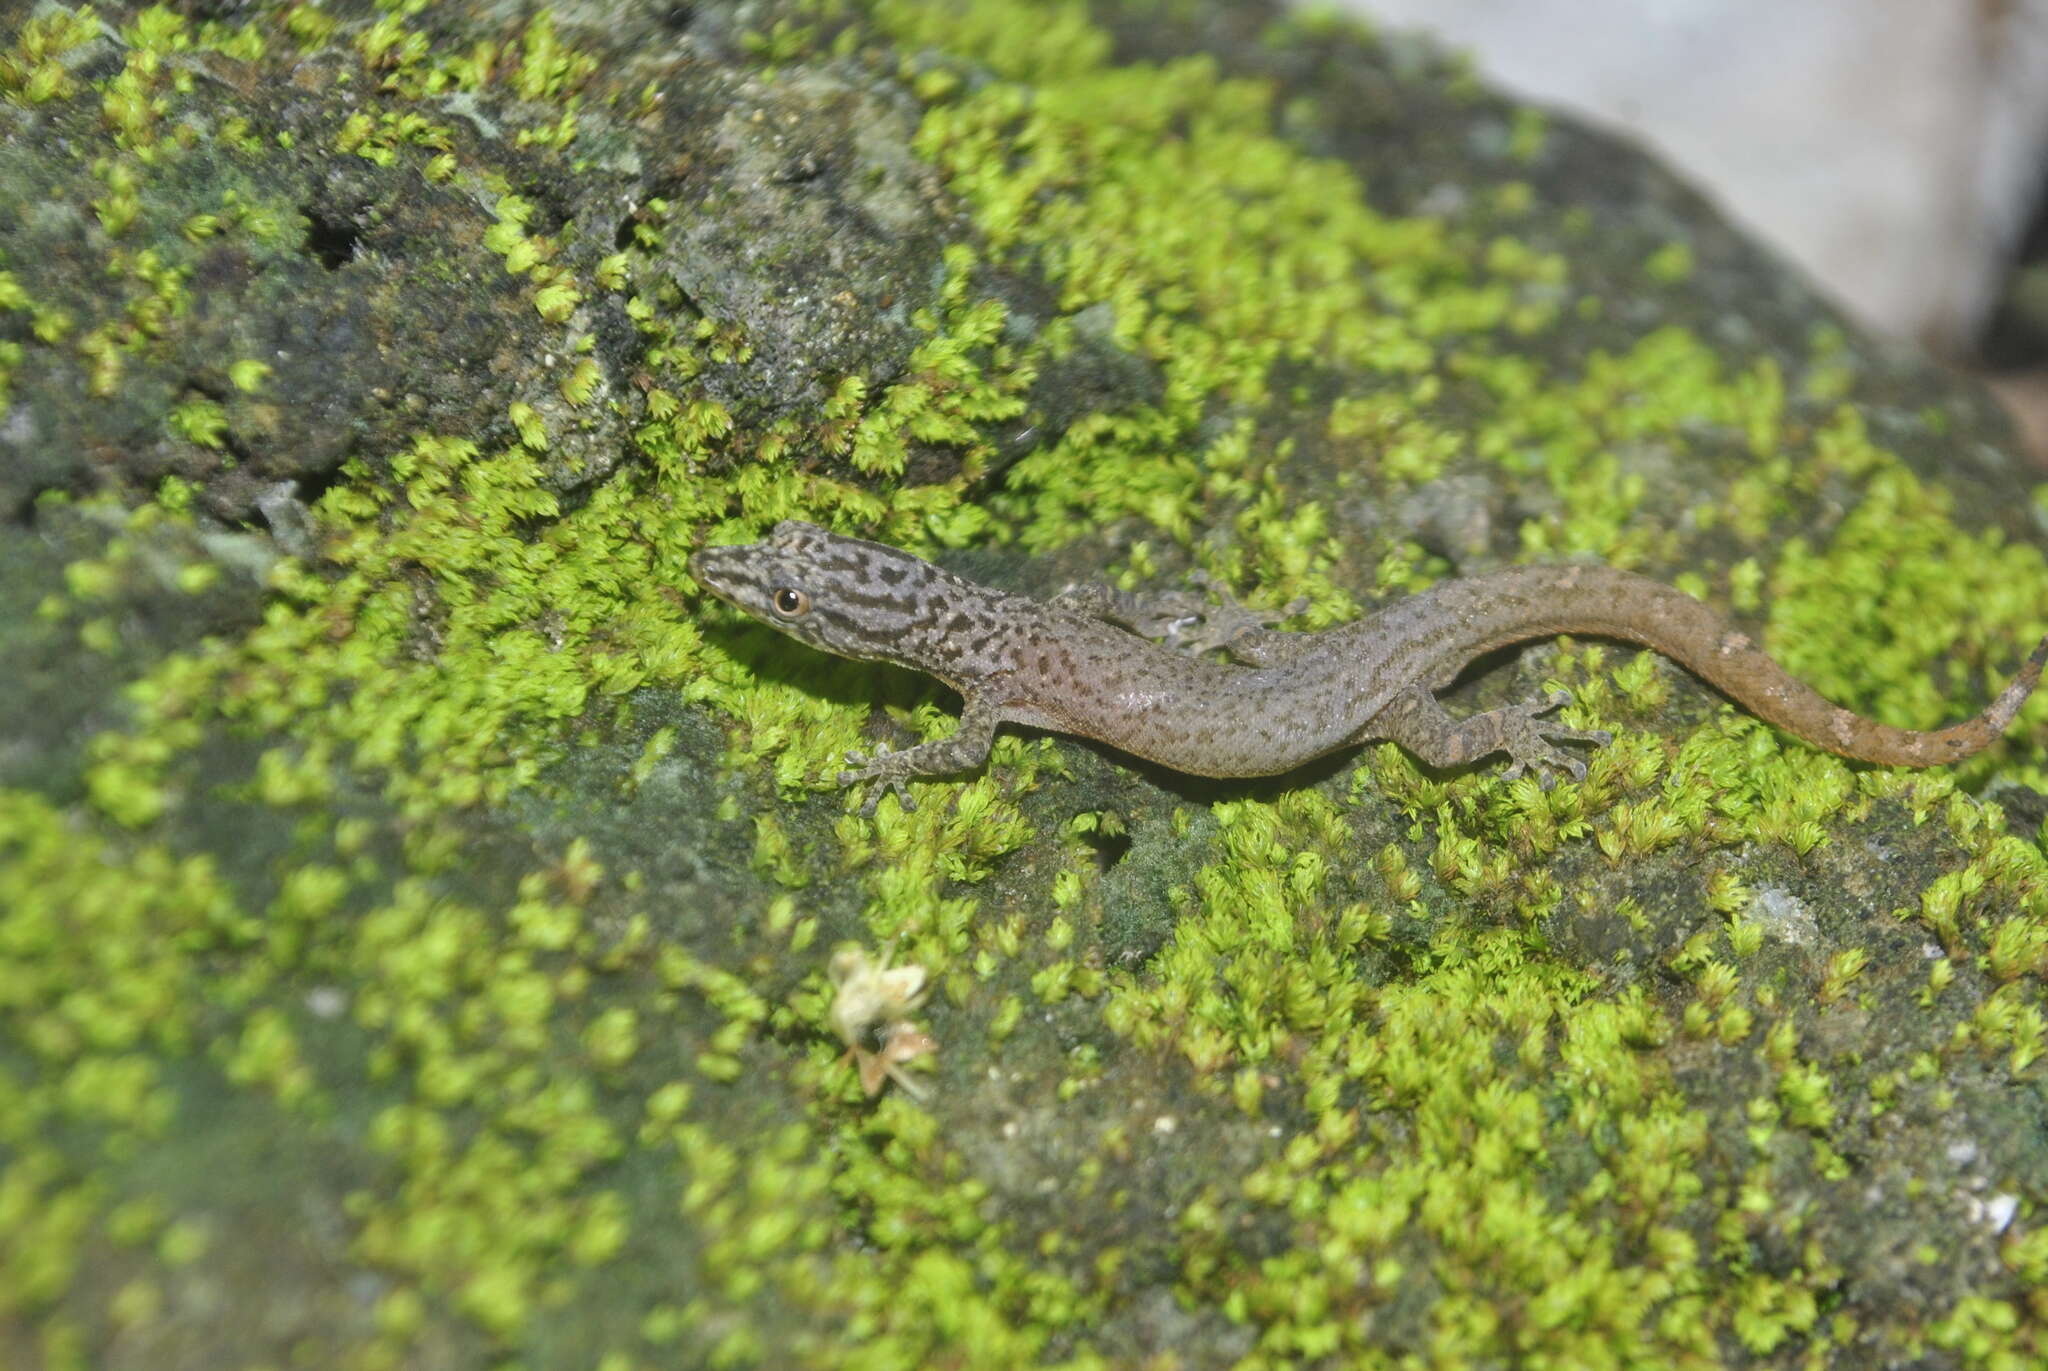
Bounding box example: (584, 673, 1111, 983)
(1494, 690, 1613, 786)
(836, 704, 1003, 818)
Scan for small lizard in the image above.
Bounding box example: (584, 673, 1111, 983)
(691, 520, 2048, 814)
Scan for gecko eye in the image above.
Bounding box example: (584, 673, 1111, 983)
(771, 586, 810, 617)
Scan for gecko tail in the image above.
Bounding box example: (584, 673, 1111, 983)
(1838, 631, 2048, 767)
(1984, 631, 2048, 734)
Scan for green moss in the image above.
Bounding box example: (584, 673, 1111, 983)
(0, 785, 252, 1313)
(1645, 240, 1695, 284)
(0, 6, 104, 103)
(902, 37, 1527, 558)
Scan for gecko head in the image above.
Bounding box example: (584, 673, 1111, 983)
(689, 520, 948, 665)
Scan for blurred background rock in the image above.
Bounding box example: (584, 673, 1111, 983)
(1323, 0, 2048, 460)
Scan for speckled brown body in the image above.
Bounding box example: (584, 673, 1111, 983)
(691, 521, 2048, 812)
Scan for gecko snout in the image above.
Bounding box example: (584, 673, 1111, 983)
(688, 544, 751, 605)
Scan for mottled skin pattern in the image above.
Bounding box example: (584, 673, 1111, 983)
(691, 521, 2048, 814)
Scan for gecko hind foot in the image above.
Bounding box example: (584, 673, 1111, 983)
(1495, 690, 1613, 787)
(839, 750, 918, 816)
(1173, 598, 1312, 656)
(1159, 571, 1309, 656)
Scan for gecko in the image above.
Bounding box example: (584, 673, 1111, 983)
(690, 520, 2048, 815)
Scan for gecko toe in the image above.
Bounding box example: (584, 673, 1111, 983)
(1498, 730, 1599, 788)
(1492, 688, 1610, 783)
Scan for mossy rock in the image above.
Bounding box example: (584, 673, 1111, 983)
(3, 3, 2047, 1368)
